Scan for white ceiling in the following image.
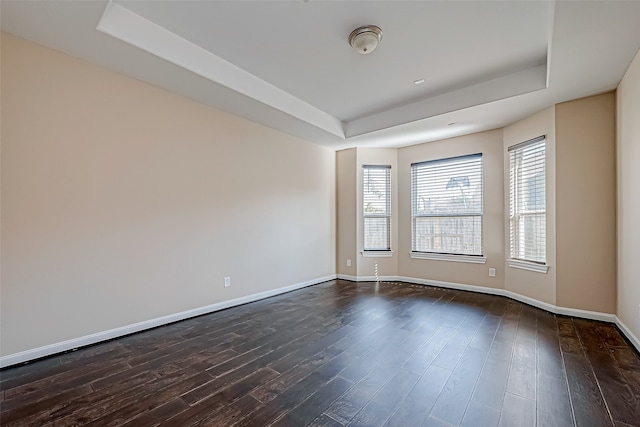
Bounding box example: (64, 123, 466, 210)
(2, 1, 640, 149)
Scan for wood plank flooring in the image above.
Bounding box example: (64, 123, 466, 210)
(1, 280, 639, 426)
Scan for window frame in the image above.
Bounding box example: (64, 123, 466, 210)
(410, 153, 485, 262)
(508, 135, 548, 273)
(362, 165, 392, 253)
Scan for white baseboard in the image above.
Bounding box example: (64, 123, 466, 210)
(336, 274, 359, 281)
(340, 274, 636, 352)
(337, 274, 402, 282)
(3, 273, 637, 368)
(396, 276, 502, 296)
(337, 274, 399, 282)
(551, 304, 617, 323)
(615, 316, 640, 352)
(0, 274, 337, 369)
(504, 289, 617, 323)
(394, 275, 617, 322)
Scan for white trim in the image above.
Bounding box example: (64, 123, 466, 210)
(503, 290, 616, 322)
(395, 275, 618, 323)
(552, 304, 616, 323)
(394, 275, 616, 322)
(410, 252, 487, 264)
(361, 251, 394, 258)
(4, 273, 637, 368)
(337, 274, 399, 282)
(0, 274, 337, 369)
(615, 316, 640, 353)
(502, 289, 557, 312)
(354, 275, 398, 282)
(396, 276, 500, 295)
(508, 259, 549, 273)
(344, 274, 637, 353)
(97, 2, 345, 138)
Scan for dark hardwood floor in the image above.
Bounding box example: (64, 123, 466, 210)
(1, 279, 639, 427)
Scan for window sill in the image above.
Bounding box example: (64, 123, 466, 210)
(361, 251, 394, 258)
(508, 259, 549, 273)
(410, 252, 487, 264)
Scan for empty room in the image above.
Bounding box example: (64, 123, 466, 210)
(1, 1, 640, 426)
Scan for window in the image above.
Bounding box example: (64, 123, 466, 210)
(411, 154, 483, 257)
(509, 136, 546, 264)
(363, 165, 391, 251)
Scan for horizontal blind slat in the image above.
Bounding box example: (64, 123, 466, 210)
(411, 154, 483, 256)
(363, 165, 391, 251)
(509, 139, 546, 263)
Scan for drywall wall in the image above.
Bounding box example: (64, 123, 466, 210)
(617, 48, 640, 340)
(556, 92, 616, 314)
(503, 107, 557, 305)
(0, 33, 336, 357)
(398, 129, 505, 289)
(356, 148, 398, 279)
(336, 148, 357, 276)
(336, 147, 398, 279)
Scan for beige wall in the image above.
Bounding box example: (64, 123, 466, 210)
(0, 33, 336, 357)
(3, 30, 636, 360)
(617, 48, 640, 339)
(335, 147, 398, 278)
(336, 148, 357, 276)
(556, 92, 617, 314)
(398, 130, 505, 289)
(503, 107, 557, 305)
(356, 148, 398, 278)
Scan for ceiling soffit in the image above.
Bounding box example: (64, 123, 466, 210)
(97, 1, 550, 141)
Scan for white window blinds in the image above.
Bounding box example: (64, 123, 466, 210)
(363, 165, 391, 251)
(509, 136, 546, 264)
(411, 154, 483, 256)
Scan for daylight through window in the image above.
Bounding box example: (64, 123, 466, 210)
(411, 154, 483, 256)
(509, 136, 546, 264)
(363, 165, 391, 251)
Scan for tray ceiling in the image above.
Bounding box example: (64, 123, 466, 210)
(2, 1, 640, 148)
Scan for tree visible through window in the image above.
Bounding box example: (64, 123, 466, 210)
(363, 165, 391, 251)
(411, 154, 483, 256)
(509, 136, 546, 263)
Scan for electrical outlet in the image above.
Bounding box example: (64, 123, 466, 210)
(347, 259, 352, 267)
(489, 268, 496, 277)
(224, 277, 231, 287)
